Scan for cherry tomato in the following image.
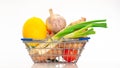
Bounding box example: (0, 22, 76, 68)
(62, 49, 78, 62)
(47, 28, 52, 34)
(46, 28, 54, 36)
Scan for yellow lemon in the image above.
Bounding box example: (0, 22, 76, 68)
(22, 17, 47, 40)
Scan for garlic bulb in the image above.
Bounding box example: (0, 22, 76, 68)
(46, 9, 66, 33)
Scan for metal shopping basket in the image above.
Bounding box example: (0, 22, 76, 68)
(21, 37, 90, 63)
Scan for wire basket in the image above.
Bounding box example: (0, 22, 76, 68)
(21, 37, 90, 63)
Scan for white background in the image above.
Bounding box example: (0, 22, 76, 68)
(0, 0, 120, 68)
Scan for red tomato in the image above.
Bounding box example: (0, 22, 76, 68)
(62, 49, 78, 62)
(46, 28, 54, 36)
(47, 28, 52, 34)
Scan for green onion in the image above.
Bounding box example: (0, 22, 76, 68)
(64, 27, 95, 38)
(53, 19, 107, 39)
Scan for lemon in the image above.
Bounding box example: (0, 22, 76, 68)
(22, 17, 47, 40)
(22, 17, 47, 47)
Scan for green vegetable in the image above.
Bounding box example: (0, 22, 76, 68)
(53, 19, 107, 40)
(36, 19, 107, 49)
(63, 22, 107, 38)
(81, 28, 95, 37)
(64, 27, 95, 38)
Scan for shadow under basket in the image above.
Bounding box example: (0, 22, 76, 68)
(21, 37, 90, 63)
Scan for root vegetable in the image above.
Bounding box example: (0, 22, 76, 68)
(69, 17, 86, 26)
(46, 9, 66, 33)
(31, 56, 47, 62)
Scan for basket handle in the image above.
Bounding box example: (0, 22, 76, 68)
(79, 37, 90, 41)
(21, 38, 33, 41)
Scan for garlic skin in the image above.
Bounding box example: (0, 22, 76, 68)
(46, 9, 66, 33)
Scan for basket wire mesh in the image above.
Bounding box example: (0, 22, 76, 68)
(21, 38, 89, 63)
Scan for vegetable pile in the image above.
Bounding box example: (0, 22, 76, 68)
(22, 9, 107, 63)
